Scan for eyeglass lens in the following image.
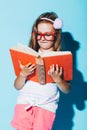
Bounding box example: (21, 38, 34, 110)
(36, 32, 55, 41)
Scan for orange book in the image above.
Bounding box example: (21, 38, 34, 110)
(9, 43, 73, 83)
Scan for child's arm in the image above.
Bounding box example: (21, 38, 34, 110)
(48, 64, 71, 94)
(14, 62, 36, 90)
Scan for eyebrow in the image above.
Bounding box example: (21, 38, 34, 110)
(37, 31, 55, 34)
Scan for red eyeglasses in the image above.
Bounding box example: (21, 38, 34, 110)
(36, 32, 56, 41)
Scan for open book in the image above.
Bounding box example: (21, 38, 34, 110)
(9, 43, 73, 84)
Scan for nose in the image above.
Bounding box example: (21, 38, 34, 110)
(41, 35, 45, 40)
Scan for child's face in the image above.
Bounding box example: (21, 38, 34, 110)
(37, 22, 56, 51)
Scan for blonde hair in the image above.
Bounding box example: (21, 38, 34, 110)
(29, 12, 62, 51)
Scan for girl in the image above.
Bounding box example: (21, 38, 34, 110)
(11, 12, 71, 130)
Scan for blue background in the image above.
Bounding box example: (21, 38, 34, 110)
(0, 0, 87, 130)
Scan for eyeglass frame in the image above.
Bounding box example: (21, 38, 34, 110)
(36, 31, 56, 41)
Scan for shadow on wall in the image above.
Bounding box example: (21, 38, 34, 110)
(52, 32, 87, 130)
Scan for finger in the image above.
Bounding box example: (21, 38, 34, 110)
(48, 67, 52, 75)
(51, 64, 55, 72)
(29, 66, 36, 72)
(25, 62, 32, 67)
(28, 64, 36, 69)
(48, 70, 50, 75)
(59, 67, 63, 75)
(56, 64, 59, 71)
(27, 64, 36, 74)
(49, 64, 53, 73)
(48, 70, 53, 76)
(30, 70, 35, 74)
(18, 60, 24, 69)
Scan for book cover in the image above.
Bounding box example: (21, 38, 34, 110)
(9, 43, 73, 83)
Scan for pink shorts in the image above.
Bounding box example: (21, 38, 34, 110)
(11, 104, 55, 130)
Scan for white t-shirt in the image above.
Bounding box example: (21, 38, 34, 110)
(17, 80, 60, 113)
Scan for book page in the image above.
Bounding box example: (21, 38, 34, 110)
(10, 43, 39, 57)
(10, 43, 72, 58)
(40, 50, 72, 57)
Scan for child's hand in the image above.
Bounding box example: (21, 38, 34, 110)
(18, 60, 36, 78)
(48, 64, 63, 83)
